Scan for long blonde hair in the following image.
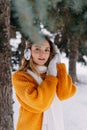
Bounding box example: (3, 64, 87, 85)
(19, 36, 56, 75)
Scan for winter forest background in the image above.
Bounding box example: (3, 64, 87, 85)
(0, 0, 87, 130)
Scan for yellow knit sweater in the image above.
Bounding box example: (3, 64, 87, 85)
(12, 63, 76, 130)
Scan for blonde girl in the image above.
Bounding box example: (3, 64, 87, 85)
(12, 36, 76, 130)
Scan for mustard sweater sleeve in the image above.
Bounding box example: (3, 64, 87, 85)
(12, 71, 58, 113)
(56, 63, 76, 100)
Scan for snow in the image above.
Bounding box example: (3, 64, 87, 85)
(11, 33, 87, 130)
(10, 31, 21, 51)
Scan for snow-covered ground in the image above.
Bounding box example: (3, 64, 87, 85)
(13, 52, 87, 130)
(62, 54, 87, 130)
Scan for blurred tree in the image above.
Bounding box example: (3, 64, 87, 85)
(0, 0, 14, 129)
(47, 0, 87, 82)
(10, 34, 26, 72)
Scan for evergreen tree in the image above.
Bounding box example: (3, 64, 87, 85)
(47, 0, 87, 82)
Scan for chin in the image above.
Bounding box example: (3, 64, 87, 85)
(38, 62, 46, 66)
(38, 63, 45, 66)
(34, 60, 46, 66)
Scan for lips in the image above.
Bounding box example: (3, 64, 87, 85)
(38, 58, 45, 61)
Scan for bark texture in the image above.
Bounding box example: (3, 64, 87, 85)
(69, 37, 79, 83)
(0, 0, 14, 130)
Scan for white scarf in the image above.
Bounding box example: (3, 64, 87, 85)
(27, 66, 64, 130)
(42, 95, 64, 130)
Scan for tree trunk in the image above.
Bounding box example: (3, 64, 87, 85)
(0, 0, 14, 130)
(68, 37, 79, 83)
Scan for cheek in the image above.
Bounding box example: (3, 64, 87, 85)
(46, 54, 50, 60)
(31, 49, 35, 54)
(31, 50, 37, 57)
(31, 51, 39, 63)
(47, 53, 50, 57)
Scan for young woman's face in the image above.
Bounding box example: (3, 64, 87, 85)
(31, 40, 50, 65)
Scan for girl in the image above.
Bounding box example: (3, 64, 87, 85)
(12, 36, 76, 130)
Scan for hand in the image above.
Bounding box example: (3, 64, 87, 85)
(47, 46, 61, 76)
(47, 54, 58, 76)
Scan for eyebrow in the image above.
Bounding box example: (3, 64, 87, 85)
(46, 47, 50, 49)
(34, 45, 41, 48)
(34, 45, 50, 49)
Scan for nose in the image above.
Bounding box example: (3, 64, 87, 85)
(39, 50, 45, 55)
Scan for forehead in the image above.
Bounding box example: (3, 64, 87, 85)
(32, 40, 50, 48)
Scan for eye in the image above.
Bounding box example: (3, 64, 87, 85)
(45, 49, 50, 53)
(35, 48, 40, 51)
